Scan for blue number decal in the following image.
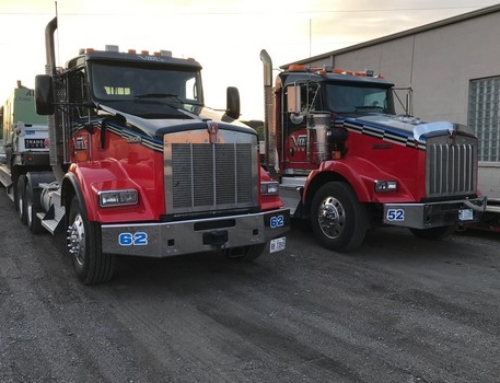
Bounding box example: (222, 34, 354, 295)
(118, 232, 148, 246)
(270, 215, 285, 229)
(386, 209, 405, 221)
(134, 232, 148, 245)
(119, 233, 133, 246)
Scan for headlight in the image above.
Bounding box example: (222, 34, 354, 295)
(374, 180, 397, 193)
(261, 181, 279, 196)
(98, 189, 138, 207)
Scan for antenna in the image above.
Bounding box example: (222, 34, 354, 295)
(309, 18, 312, 57)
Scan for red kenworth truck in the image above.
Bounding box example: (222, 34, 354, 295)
(16, 17, 290, 285)
(259, 49, 485, 252)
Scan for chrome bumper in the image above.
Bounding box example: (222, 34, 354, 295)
(383, 196, 487, 229)
(101, 208, 290, 257)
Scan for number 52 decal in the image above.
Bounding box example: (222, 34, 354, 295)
(386, 209, 405, 221)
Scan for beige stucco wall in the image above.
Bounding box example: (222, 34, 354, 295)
(302, 9, 500, 199)
(308, 11, 500, 126)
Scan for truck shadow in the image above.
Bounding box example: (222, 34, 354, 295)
(47, 219, 499, 291)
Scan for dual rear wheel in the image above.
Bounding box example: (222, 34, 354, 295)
(15, 175, 45, 234)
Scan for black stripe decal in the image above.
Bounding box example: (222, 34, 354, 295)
(343, 121, 426, 151)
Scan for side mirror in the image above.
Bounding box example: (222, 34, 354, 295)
(35, 74, 55, 115)
(287, 83, 302, 114)
(287, 83, 304, 124)
(226, 86, 240, 119)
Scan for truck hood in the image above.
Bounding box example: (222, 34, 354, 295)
(343, 114, 476, 141)
(97, 103, 254, 140)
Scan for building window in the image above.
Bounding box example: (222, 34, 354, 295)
(468, 77, 500, 162)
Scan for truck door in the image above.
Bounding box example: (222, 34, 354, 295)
(67, 69, 91, 162)
(282, 82, 321, 173)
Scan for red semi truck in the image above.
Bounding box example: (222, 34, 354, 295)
(259, 49, 485, 252)
(18, 17, 290, 285)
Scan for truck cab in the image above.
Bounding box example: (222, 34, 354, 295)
(11, 17, 290, 285)
(260, 49, 485, 252)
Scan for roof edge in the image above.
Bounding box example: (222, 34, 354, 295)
(281, 4, 500, 68)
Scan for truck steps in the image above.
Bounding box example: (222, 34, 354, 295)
(37, 190, 66, 234)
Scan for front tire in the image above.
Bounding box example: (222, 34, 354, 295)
(224, 243, 266, 262)
(67, 196, 115, 285)
(311, 181, 368, 252)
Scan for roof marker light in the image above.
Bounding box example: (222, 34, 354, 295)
(288, 64, 306, 71)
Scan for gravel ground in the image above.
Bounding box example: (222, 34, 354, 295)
(0, 188, 499, 383)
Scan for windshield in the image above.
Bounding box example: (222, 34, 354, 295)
(90, 63, 203, 107)
(325, 82, 395, 116)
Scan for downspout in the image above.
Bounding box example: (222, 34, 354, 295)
(259, 49, 278, 179)
(44, 17, 65, 183)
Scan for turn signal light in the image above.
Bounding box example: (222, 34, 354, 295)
(261, 181, 279, 196)
(98, 189, 139, 207)
(374, 180, 397, 193)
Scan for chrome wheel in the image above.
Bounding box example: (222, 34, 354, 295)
(67, 213, 86, 267)
(67, 196, 115, 284)
(317, 196, 346, 240)
(311, 182, 368, 252)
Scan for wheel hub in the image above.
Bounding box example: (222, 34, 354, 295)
(318, 196, 345, 239)
(67, 214, 85, 265)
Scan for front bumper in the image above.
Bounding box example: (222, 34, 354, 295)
(383, 196, 486, 229)
(101, 208, 290, 257)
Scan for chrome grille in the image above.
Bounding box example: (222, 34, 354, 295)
(165, 140, 258, 214)
(426, 135, 477, 197)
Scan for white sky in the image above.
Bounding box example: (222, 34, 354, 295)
(1, 0, 499, 120)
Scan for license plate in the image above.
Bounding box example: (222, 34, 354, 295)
(459, 209, 473, 221)
(270, 237, 286, 253)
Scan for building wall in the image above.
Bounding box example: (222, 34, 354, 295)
(299, 8, 500, 198)
(308, 10, 500, 126)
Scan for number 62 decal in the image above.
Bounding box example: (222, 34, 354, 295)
(386, 209, 405, 221)
(270, 215, 285, 229)
(118, 232, 148, 246)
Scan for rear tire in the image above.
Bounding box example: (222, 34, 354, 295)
(16, 175, 27, 224)
(67, 196, 115, 285)
(311, 181, 368, 252)
(25, 178, 45, 234)
(409, 225, 455, 240)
